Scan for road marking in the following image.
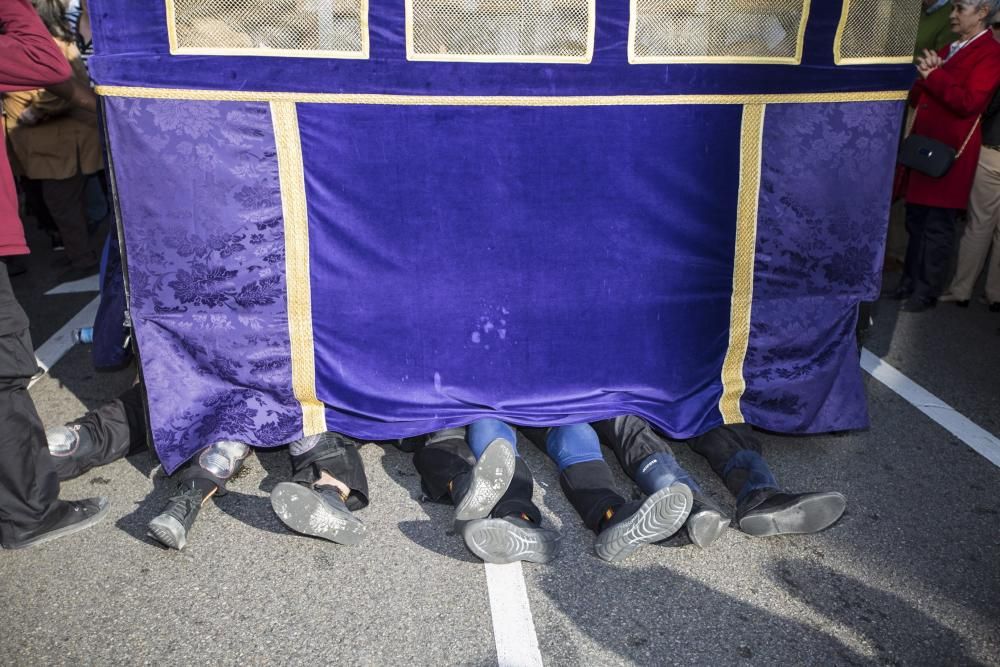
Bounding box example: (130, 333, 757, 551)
(485, 562, 544, 667)
(29, 296, 101, 388)
(44, 274, 100, 295)
(861, 348, 1000, 468)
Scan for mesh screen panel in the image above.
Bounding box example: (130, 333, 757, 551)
(170, 0, 366, 55)
(836, 0, 921, 63)
(408, 0, 593, 61)
(631, 0, 808, 62)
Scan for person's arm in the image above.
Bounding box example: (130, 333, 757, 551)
(921, 51, 1000, 118)
(0, 0, 72, 91)
(28, 42, 95, 118)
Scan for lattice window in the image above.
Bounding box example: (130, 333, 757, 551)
(406, 0, 595, 63)
(166, 0, 369, 58)
(629, 0, 811, 64)
(835, 0, 921, 64)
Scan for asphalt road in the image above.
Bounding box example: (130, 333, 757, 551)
(2, 232, 998, 666)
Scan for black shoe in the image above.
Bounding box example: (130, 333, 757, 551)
(462, 516, 561, 564)
(990, 302, 1000, 313)
(955, 300, 970, 308)
(270, 481, 366, 546)
(594, 483, 692, 562)
(2, 497, 110, 549)
(737, 489, 846, 537)
(147, 481, 210, 550)
(57, 263, 99, 283)
(900, 298, 935, 313)
(686, 493, 730, 549)
(452, 437, 516, 529)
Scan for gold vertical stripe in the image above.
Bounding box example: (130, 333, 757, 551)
(271, 100, 327, 435)
(719, 104, 765, 424)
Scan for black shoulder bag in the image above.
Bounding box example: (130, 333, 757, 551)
(898, 111, 981, 178)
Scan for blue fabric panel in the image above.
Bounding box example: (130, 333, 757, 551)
(87, 0, 917, 95)
(298, 103, 742, 439)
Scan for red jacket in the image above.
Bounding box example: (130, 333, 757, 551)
(905, 31, 1000, 209)
(0, 0, 72, 257)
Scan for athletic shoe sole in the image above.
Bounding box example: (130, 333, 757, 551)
(7, 498, 110, 550)
(270, 482, 366, 546)
(453, 437, 517, 527)
(739, 491, 847, 537)
(147, 514, 188, 551)
(463, 519, 561, 565)
(686, 508, 730, 549)
(595, 483, 693, 562)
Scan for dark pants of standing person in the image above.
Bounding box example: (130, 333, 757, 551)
(0, 263, 65, 543)
(42, 173, 98, 269)
(902, 204, 960, 304)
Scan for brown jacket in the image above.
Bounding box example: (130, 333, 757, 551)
(3, 39, 101, 180)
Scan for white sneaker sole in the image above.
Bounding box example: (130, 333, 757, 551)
(453, 438, 517, 527)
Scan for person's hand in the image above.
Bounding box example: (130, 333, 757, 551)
(18, 106, 41, 126)
(916, 48, 943, 78)
(45, 78, 98, 114)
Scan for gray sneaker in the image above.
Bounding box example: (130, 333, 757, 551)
(453, 437, 517, 529)
(270, 482, 366, 546)
(3, 497, 110, 550)
(594, 483, 693, 562)
(462, 516, 561, 564)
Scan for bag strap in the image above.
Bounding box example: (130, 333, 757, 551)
(907, 105, 981, 157)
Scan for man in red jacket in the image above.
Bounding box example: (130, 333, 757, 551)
(0, 0, 108, 549)
(893, 0, 1000, 312)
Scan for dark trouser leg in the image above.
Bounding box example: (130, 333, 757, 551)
(290, 432, 369, 510)
(523, 425, 626, 533)
(0, 266, 66, 544)
(49, 384, 148, 481)
(41, 174, 97, 269)
(913, 206, 959, 303)
(594, 416, 701, 494)
(688, 424, 778, 504)
(413, 427, 472, 501)
(901, 204, 928, 295)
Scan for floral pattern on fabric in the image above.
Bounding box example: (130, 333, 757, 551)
(742, 101, 904, 432)
(104, 98, 301, 473)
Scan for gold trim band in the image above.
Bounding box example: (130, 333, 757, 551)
(718, 103, 765, 424)
(96, 86, 908, 106)
(271, 100, 327, 436)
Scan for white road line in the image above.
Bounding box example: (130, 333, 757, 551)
(861, 348, 1000, 468)
(44, 274, 100, 295)
(485, 562, 544, 667)
(29, 295, 101, 388)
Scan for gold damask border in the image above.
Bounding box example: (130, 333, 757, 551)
(270, 100, 328, 436)
(96, 86, 907, 105)
(718, 103, 765, 424)
(165, 0, 370, 60)
(627, 0, 812, 65)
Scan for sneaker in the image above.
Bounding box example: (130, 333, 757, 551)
(686, 493, 730, 549)
(594, 483, 693, 562)
(147, 481, 210, 550)
(462, 516, 561, 564)
(3, 497, 110, 550)
(737, 490, 846, 537)
(270, 481, 366, 546)
(452, 437, 517, 528)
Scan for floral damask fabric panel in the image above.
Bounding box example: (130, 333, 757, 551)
(105, 98, 301, 473)
(742, 100, 903, 432)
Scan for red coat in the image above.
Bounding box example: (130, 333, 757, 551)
(905, 31, 1000, 210)
(0, 0, 72, 257)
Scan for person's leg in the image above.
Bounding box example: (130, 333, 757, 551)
(416, 425, 558, 564)
(0, 265, 108, 549)
(595, 416, 729, 548)
(270, 432, 368, 546)
(46, 384, 147, 481)
(41, 174, 98, 272)
(689, 425, 845, 537)
(945, 154, 1000, 302)
(894, 203, 928, 298)
(530, 423, 692, 562)
(147, 440, 251, 550)
(986, 221, 1000, 306)
(909, 206, 959, 306)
